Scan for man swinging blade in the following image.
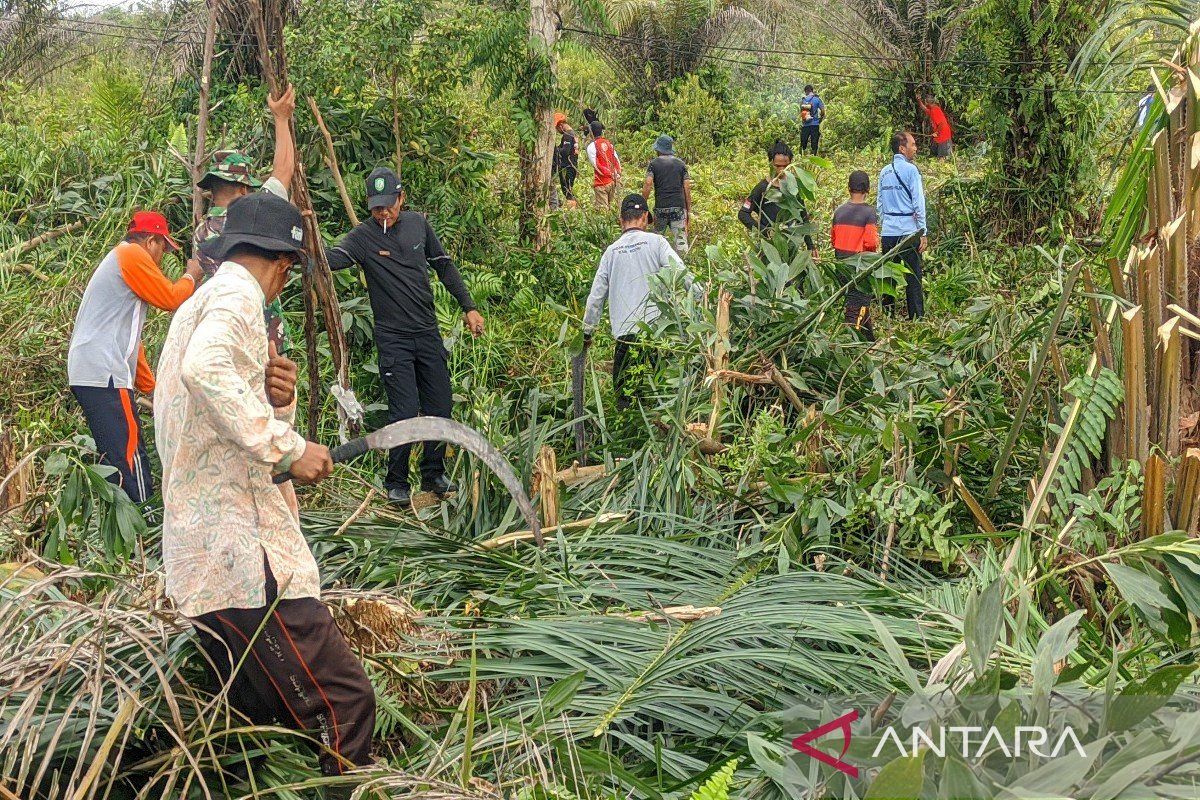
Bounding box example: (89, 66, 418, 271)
(274, 416, 543, 547)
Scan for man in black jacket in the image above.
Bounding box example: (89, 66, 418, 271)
(737, 140, 817, 259)
(328, 167, 485, 507)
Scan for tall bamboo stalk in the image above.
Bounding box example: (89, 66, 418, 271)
(249, 0, 352, 437)
(191, 0, 218, 229)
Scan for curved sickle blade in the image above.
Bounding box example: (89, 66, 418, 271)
(367, 417, 542, 546)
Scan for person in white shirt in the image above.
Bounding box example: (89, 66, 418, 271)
(583, 194, 703, 409)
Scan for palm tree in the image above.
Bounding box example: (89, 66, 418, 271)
(809, 0, 986, 126)
(581, 0, 766, 103)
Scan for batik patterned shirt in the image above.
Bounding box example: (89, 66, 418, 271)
(154, 260, 317, 618)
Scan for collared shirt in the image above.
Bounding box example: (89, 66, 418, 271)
(877, 154, 927, 237)
(327, 211, 475, 341)
(155, 260, 316, 618)
(583, 228, 701, 337)
(67, 242, 195, 392)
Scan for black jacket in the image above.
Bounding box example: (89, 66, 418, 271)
(328, 211, 475, 341)
(738, 178, 815, 250)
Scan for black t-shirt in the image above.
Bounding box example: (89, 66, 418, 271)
(327, 210, 475, 340)
(554, 131, 578, 173)
(646, 155, 689, 210)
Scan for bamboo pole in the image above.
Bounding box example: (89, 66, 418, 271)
(0, 220, 84, 262)
(1122, 306, 1150, 465)
(1144, 453, 1168, 538)
(951, 476, 998, 537)
(767, 366, 805, 413)
(1157, 317, 1183, 456)
(191, 0, 218, 228)
(250, 0, 352, 424)
(1172, 448, 1200, 535)
(479, 511, 629, 549)
(985, 257, 1084, 500)
(306, 96, 359, 227)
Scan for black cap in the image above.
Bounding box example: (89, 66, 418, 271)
(366, 167, 402, 210)
(199, 192, 308, 263)
(620, 193, 651, 218)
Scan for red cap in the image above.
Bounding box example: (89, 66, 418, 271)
(128, 211, 180, 252)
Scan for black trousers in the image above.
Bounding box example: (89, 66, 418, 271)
(191, 562, 376, 777)
(845, 289, 876, 341)
(558, 164, 577, 201)
(880, 235, 925, 320)
(378, 334, 453, 489)
(71, 383, 152, 504)
(800, 126, 821, 155)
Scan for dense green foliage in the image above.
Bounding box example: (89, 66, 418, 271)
(0, 1, 1194, 798)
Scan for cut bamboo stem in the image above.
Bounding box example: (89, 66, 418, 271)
(1172, 448, 1200, 535)
(707, 290, 731, 439)
(533, 445, 559, 529)
(478, 511, 630, 549)
(613, 605, 722, 623)
(1156, 317, 1182, 456)
(1144, 453, 1168, 538)
(952, 476, 998, 535)
(307, 96, 360, 227)
(554, 461, 608, 487)
(1122, 306, 1150, 465)
(710, 369, 773, 385)
(767, 366, 805, 413)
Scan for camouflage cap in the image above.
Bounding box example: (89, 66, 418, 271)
(197, 150, 264, 191)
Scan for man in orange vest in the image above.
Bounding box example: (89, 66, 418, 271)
(586, 120, 623, 210)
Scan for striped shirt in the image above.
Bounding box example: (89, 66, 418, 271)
(830, 201, 880, 259)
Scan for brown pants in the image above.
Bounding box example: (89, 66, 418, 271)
(593, 181, 618, 209)
(191, 562, 376, 776)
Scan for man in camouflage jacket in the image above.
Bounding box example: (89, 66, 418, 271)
(194, 85, 296, 350)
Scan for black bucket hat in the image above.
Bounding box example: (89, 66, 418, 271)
(199, 192, 308, 264)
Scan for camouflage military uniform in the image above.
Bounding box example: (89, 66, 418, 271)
(196, 152, 291, 352)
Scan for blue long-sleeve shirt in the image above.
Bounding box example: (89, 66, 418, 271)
(801, 93, 824, 127)
(877, 154, 927, 237)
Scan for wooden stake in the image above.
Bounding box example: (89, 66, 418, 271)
(191, 0, 218, 228)
(306, 96, 359, 227)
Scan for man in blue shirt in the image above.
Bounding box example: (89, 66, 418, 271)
(877, 130, 928, 319)
(800, 85, 825, 155)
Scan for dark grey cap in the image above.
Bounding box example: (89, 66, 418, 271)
(366, 166, 402, 210)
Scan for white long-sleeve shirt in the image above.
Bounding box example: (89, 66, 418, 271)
(583, 229, 700, 337)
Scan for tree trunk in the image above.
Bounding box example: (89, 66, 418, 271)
(191, 0, 218, 228)
(521, 0, 557, 251)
